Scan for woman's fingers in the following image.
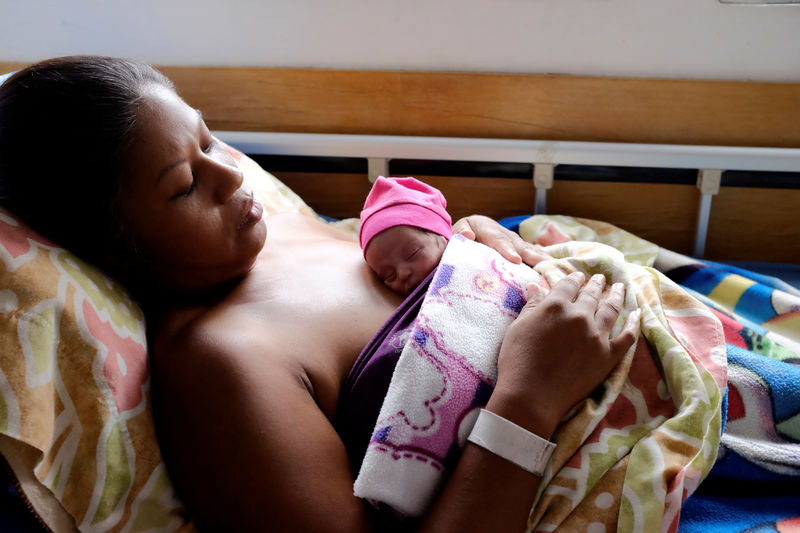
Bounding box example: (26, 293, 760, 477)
(595, 282, 625, 330)
(548, 271, 586, 302)
(453, 215, 548, 266)
(519, 243, 548, 267)
(595, 281, 641, 359)
(576, 273, 606, 308)
(497, 270, 643, 426)
(452, 218, 476, 241)
(470, 217, 522, 263)
(524, 282, 547, 307)
(610, 308, 641, 357)
(588, 278, 640, 357)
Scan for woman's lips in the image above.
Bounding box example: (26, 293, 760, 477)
(239, 195, 263, 229)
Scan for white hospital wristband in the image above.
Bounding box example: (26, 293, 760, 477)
(467, 409, 556, 476)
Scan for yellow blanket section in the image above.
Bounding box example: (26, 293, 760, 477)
(520, 216, 727, 533)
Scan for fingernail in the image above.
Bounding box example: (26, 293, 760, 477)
(525, 283, 541, 301)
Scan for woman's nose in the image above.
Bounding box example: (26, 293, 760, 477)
(212, 161, 244, 204)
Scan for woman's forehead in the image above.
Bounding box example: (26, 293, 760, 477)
(135, 86, 198, 142)
(126, 87, 202, 179)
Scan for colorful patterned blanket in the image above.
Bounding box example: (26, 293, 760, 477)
(656, 250, 800, 533)
(519, 215, 800, 532)
(0, 207, 186, 532)
(355, 229, 727, 532)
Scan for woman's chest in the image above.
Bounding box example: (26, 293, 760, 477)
(234, 245, 401, 415)
(252, 234, 400, 340)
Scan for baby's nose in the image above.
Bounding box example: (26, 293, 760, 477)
(397, 264, 413, 280)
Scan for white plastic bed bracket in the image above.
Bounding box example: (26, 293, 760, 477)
(368, 158, 391, 184)
(533, 164, 555, 215)
(693, 169, 723, 258)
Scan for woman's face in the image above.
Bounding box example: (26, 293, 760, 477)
(364, 226, 447, 296)
(118, 84, 267, 291)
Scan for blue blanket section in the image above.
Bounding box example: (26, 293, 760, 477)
(719, 260, 800, 292)
(673, 271, 800, 531)
(676, 265, 782, 324)
(498, 215, 530, 234)
(677, 347, 800, 531)
(728, 346, 800, 428)
(661, 262, 800, 331)
(680, 495, 800, 532)
(0, 457, 48, 532)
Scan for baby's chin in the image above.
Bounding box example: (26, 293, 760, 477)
(383, 277, 412, 296)
(393, 282, 412, 297)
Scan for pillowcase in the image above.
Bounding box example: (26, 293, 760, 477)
(0, 146, 314, 532)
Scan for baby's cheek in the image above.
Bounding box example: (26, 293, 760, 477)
(420, 255, 438, 276)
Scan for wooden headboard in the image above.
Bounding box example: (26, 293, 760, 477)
(2, 62, 799, 261)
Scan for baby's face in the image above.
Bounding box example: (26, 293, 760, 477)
(365, 225, 447, 296)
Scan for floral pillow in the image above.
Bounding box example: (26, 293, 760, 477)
(0, 146, 313, 532)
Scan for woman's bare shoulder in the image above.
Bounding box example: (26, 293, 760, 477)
(146, 299, 372, 531)
(151, 301, 282, 377)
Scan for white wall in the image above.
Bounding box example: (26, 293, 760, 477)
(2, 0, 800, 81)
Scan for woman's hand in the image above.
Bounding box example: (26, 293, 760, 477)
(453, 215, 548, 267)
(491, 271, 641, 438)
(424, 273, 638, 533)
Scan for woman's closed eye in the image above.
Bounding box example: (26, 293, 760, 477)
(172, 173, 197, 199)
(169, 138, 226, 200)
(202, 137, 218, 154)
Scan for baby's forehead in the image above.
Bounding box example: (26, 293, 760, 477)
(376, 225, 430, 241)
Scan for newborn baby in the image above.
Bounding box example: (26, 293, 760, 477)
(359, 177, 452, 295)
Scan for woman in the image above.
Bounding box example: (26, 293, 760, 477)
(0, 56, 638, 532)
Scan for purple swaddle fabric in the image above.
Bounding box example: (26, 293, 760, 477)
(335, 270, 435, 476)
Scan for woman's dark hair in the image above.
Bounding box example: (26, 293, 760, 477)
(0, 55, 174, 286)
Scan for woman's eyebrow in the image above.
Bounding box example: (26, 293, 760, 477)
(156, 158, 186, 185)
(155, 110, 205, 185)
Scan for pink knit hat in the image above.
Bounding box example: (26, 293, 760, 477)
(359, 176, 452, 253)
